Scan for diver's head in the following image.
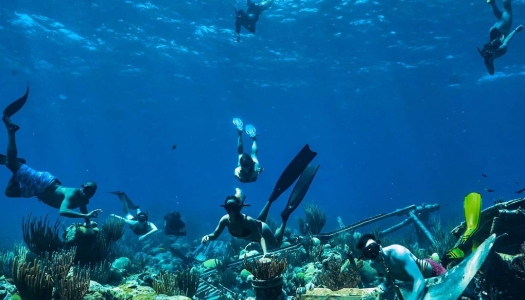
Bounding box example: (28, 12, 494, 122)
(137, 212, 148, 223)
(240, 153, 255, 171)
(81, 181, 97, 198)
(221, 189, 250, 215)
(171, 212, 181, 220)
(356, 233, 381, 260)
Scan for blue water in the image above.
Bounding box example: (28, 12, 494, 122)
(1, 0, 525, 247)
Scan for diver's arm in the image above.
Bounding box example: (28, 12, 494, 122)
(501, 25, 523, 49)
(110, 214, 135, 225)
(59, 194, 89, 219)
(398, 253, 426, 300)
(260, 236, 268, 256)
(203, 216, 228, 242)
(139, 223, 159, 240)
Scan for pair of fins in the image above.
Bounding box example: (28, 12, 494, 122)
(267, 144, 320, 221)
(444, 192, 482, 263)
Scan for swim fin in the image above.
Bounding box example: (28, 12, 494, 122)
(281, 164, 320, 221)
(268, 144, 317, 203)
(108, 191, 140, 209)
(0, 154, 26, 165)
(461, 192, 482, 244)
(443, 192, 482, 264)
(4, 85, 29, 118)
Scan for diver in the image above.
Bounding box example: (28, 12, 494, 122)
(109, 191, 158, 241)
(203, 144, 320, 256)
(234, 0, 274, 41)
(357, 234, 447, 300)
(164, 211, 187, 236)
(233, 118, 263, 183)
(478, 0, 523, 75)
(1, 85, 101, 226)
(201, 188, 288, 256)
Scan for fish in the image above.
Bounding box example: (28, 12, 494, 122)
(515, 187, 525, 194)
(172, 145, 177, 150)
(482, 174, 488, 177)
(485, 188, 495, 193)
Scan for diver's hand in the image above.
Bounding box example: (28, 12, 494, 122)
(202, 235, 210, 244)
(138, 235, 145, 241)
(516, 25, 524, 32)
(86, 209, 103, 218)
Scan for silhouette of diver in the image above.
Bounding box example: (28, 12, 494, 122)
(234, 0, 274, 41)
(477, 0, 523, 75)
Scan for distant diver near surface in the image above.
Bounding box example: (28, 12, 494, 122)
(233, 118, 263, 183)
(477, 0, 523, 75)
(202, 144, 319, 256)
(0, 85, 102, 226)
(109, 191, 158, 241)
(234, 0, 274, 41)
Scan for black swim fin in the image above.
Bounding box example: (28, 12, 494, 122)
(0, 154, 26, 165)
(4, 84, 29, 118)
(108, 191, 140, 209)
(281, 164, 320, 221)
(268, 144, 317, 203)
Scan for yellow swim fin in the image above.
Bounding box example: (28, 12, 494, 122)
(460, 192, 482, 244)
(444, 192, 482, 262)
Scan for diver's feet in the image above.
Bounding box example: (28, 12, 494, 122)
(2, 116, 19, 133)
(233, 118, 244, 132)
(245, 124, 257, 139)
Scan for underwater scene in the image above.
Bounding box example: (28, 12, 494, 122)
(1, 0, 525, 299)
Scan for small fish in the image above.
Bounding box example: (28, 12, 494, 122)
(482, 174, 488, 178)
(172, 145, 177, 150)
(485, 188, 495, 193)
(515, 187, 525, 194)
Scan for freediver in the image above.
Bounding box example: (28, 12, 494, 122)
(164, 211, 187, 236)
(233, 118, 263, 183)
(1, 85, 101, 227)
(234, 0, 274, 41)
(477, 0, 523, 75)
(202, 144, 319, 256)
(109, 191, 158, 241)
(357, 234, 447, 300)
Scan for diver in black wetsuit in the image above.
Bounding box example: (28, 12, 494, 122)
(478, 0, 523, 75)
(164, 212, 187, 236)
(234, 0, 274, 41)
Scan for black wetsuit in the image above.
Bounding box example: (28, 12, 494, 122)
(164, 212, 187, 236)
(235, 1, 263, 35)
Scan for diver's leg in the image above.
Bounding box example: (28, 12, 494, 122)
(274, 220, 287, 245)
(502, 0, 512, 13)
(260, 0, 274, 11)
(250, 137, 258, 158)
(257, 201, 271, 222)
(489, 0, 503, 19)
(3, 118, 22, 174)
(261, 223, 280, 248)
(237, 130, 244, 155)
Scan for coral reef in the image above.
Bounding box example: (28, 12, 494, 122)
(299, 203, 327, 235)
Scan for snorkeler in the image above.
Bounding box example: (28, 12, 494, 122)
(477, 0, 523, 75)
(109, 191, 158, 241)
(233, 118, 263, 183)
(202, 145, 319, 256)
(0, 85, 101, 226)
(234, 0, 274, 41)
(164, 211, 187, 236)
